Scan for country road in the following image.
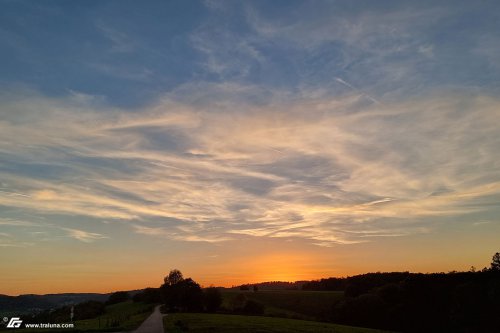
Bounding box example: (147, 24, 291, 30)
(132, 305, 164, 333)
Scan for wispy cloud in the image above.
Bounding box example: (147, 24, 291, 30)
(0, 242, 33, 248)
(0, 230, 34, 248)
(1, 1, 499, 295)
(63, 228, 108, 243)
(96, 22, 136, 53)
(0, 86, 499, 246)
(0, 218, 40, 227)
(190, 25, 265, 79)
(133, 224, 231, 243)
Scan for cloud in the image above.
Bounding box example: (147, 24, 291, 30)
(0, 228, 34, 247)
(190, 22, 265, 79)
(96, 22, 136, 53)
(237, 1, 499, 99)
(0, 242, 33, 248)
(133, 224, 231, 243)
(0, 218, 41, 227)
(0, 86, 499, 246)
(63, 228, 108, 243)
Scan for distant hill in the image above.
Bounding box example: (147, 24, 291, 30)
(233, 281, 309, 291)
(0, 293, 108, 315)
(0, 290, 142, 315)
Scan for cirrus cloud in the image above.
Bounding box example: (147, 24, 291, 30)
(0, 86, 499, 246)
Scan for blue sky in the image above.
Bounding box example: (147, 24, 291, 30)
(2, 0, 499, 106)
(1, 0, 500, 294)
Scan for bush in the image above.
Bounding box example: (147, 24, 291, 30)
(204, 287, 222, 312)
(74, 300, 106, 320)
(161, 278, 204, 312)
(242, 300, 265, 315)
(106, 291, 130, 305)
(230, 293, 247, 311)
(174, 319, 189, 331)
(133, 288, 161, 303)
(27, 300, 105, 323)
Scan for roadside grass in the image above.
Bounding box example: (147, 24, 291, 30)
(221, 290, 344, 320)
(74, 301, 153, 331)
(12, 301, 153, 333)
(163, 313, 390, 333)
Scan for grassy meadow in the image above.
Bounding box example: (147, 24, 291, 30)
(163, 313, 389, 333)
(221, 290, 344, 320)
(15, 301, 153, 333)
(73, 301, 153, 331)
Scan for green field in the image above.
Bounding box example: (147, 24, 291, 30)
(74, 301, 153, 331)
(164, 313, 389, 333)
(12, 301, 153, 333)
(221, 290, 344, 320)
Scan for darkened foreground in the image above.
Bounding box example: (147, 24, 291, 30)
(2, 253, 499, 332)
(224, 271, 500, 332)
(163, 313, 388, 333)
(0, 293, 110, 316)
(156, 253, 500, 333)
(0, 301, 153, 332)
(307, 270, 500, 332)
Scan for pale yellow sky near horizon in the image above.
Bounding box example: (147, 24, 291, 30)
(2, 224, 498, 296)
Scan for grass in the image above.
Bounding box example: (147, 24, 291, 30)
(163, 313, 390, 333)
(10, 301, 154, 333)
(73, 301, 153, 331)
(221, 290, 344, 320)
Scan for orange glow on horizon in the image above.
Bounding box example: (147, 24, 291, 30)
(2, 235, 496, 296)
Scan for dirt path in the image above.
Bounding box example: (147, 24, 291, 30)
(132, 305, 164, 333)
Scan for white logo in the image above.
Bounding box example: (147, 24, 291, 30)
(6, 317, 23, 328)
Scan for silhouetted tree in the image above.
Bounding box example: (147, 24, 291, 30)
(133, 288, 161, 303)
(204, 287, 222, 312)
(377, 283, 402, 304)
(334, 294, 388, 329)
(164, 269, 184, 286)
(491, 252, 500, 271)
(161, 270, 203, 312)
(253, 285, 258, 292)
(242, 300, 265, 315)
(228, 294, 265, 315)
(106, 291, 130, 305)
(302, 277, 345, 291)
(73, 301, 106, 320)
(230, 293, 247, 311)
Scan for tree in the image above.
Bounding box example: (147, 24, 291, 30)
(162, 278, 203, 312)
(164, 269, 184, 286)
(230, 293, 247, 311)
(491, 252, 500, 271)
(160, 270, 203, 312)
(204, 287, 222, 312)
(242, 300, 265, 315)
(106, 291, 130, 305)
(74, 301, 106, 320)
(133, 288, 161, 303)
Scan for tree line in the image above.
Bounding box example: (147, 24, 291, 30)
(302, 252, 500, 332)
(23, 252, 500, 333)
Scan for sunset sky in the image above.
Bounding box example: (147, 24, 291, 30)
(1, 0, 500, 295)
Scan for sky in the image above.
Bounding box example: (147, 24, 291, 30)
(1, 0, 500, 295)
